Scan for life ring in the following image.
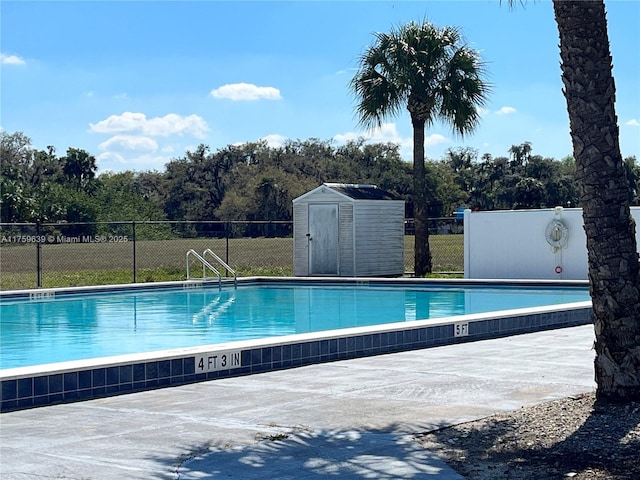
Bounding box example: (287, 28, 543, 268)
(555, 265, 563, 274)
(545, 220, 569, 248)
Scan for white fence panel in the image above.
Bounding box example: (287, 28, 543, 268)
(464, 207, 640, 280)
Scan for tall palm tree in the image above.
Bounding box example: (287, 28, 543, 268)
(351, 21, 490, 276)
(552, 0, 640, 401)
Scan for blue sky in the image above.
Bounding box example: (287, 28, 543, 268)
(1, 0, 639, 173)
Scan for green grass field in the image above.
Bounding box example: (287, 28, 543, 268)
(0, 235, 463, 290)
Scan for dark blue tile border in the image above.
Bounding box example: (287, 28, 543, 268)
(1, 305, 592, 413)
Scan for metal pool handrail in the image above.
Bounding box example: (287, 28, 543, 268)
(186, 249, 222, 287)
(203, 248, 237, 286)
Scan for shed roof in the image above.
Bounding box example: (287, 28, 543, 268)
(323, 183, 400, 201)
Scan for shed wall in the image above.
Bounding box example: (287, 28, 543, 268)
(353, 201, 405, 276)
(338, 203, 355, 276)
(293, 202, 309, 276)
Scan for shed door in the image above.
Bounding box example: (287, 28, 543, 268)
(308, 203, 338, 275)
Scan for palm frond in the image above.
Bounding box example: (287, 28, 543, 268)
(439, 46, 492, 137)
(350, 20, 490, 135)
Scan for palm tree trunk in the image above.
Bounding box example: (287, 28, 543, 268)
(553, 0, 640, 401)
(412, 116, 432, 276)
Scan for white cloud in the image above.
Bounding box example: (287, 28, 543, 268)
(332, 131, 359, 144)
(260, 134, 288, 148)
(91, 115, 205, 173)
(335, 123, 405, 147)
(1, 53, 26, 65)
(425, 133, 449, 148)
(96, 151, 126, 171)
(90, 112, 208, 138)
(334, 123, 449, 160)
(496, 106, 517, 115)
(210, 83, 282, 101)
(334, 123, 411, 147)
(625, 119, 640, 127)
(144, 114, 208, 138)
(90, 112, 147, 133)
(96, 151, 170, 174)
(370, 123, 406, 145)
(98, 135, 158, 152)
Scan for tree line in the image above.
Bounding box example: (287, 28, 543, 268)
(1, 131, 639, 230)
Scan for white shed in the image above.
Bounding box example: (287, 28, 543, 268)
(292, 183, 405, 277)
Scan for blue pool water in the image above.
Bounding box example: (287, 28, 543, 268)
(0, 284, 590, 369)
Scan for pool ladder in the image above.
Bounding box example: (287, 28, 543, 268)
(186, 248, 237, 288)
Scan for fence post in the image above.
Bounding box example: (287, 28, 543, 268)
(132, 221, 137, 283)
(36, 221, 42, 288)
(225, 221, 230, 268)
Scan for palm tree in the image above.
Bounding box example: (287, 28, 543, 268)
(552, 0, 640, 401)
(351, 21, 490, 276)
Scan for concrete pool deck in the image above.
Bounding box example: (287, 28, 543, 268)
(0, 324, 596, 479)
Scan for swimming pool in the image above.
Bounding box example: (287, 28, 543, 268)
(0, 277, 592, 412)
(1, 282, 590, 369)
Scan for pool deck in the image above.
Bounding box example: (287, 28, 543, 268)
(0, 324, 596, 479)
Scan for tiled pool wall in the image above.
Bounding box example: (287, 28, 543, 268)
(0, 278, 592, 412)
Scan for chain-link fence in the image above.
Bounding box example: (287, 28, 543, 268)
(0, 219, 463, 290)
